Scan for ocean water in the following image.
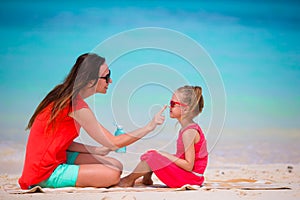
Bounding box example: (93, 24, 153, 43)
(0, 1, 300, 174)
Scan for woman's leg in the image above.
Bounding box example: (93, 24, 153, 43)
(74, 153, 123, 187)
(76, 164, 121, 187)
(74, 153, 123, 171)
(118, 161, 151, 187)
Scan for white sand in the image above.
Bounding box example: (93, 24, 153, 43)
(1, 163, 299, 200)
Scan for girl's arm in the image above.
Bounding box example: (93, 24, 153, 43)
(67, 141, 111, 156)
(69, 105, 166, 150)
(157, 129, 199, 171)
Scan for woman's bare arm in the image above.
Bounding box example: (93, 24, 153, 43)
(69, 105, 167, 150)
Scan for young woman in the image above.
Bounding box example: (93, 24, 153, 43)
(119, 86, 208, 188)
(19, 53, 166, 189)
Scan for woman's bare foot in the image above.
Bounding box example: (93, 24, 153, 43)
(118, 176, 135, 187)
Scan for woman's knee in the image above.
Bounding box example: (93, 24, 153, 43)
(100, 156, 123, 171)
(110, 158, 123, 171)
(99, 168, 121, 187)
(104, 168, 121, 185)
(98, 160, 122, 185)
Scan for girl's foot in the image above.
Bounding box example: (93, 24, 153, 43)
(142, 177, 153, 185)
(142, 172, 153, 185)
(118, 176, 135, 187)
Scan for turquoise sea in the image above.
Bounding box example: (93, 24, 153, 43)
(0, 0, 300, 174)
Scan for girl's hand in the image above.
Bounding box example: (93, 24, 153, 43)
(148, 105, 167, 131)
(156, 150, 169, 157)
(141, 149, 172, 161)
(94, 146, 111, 156)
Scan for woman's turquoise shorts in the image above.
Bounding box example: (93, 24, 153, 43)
(37, 151, 80, 188)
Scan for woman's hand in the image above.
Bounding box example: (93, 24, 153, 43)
(147, 105, 167, 131)
(94, 146, 111, 156)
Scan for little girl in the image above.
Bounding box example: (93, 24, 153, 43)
(119, 85, 208, 188)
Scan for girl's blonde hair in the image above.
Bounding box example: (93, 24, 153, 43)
(176, 85, 204, 118)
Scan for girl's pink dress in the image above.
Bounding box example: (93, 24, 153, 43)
(141, 123, 208, 188)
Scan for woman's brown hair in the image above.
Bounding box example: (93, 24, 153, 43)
(26, 53, 105, 130)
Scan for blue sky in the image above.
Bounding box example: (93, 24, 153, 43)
(0, 0, 299, 143)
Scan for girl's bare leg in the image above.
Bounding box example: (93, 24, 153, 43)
(118, 161, 151, 187)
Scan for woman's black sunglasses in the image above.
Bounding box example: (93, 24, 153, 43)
(99, 70, 111, 83)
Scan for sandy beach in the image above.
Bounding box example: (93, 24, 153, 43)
(1, 132, 300, 200)
(1, 163, 299, 200)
